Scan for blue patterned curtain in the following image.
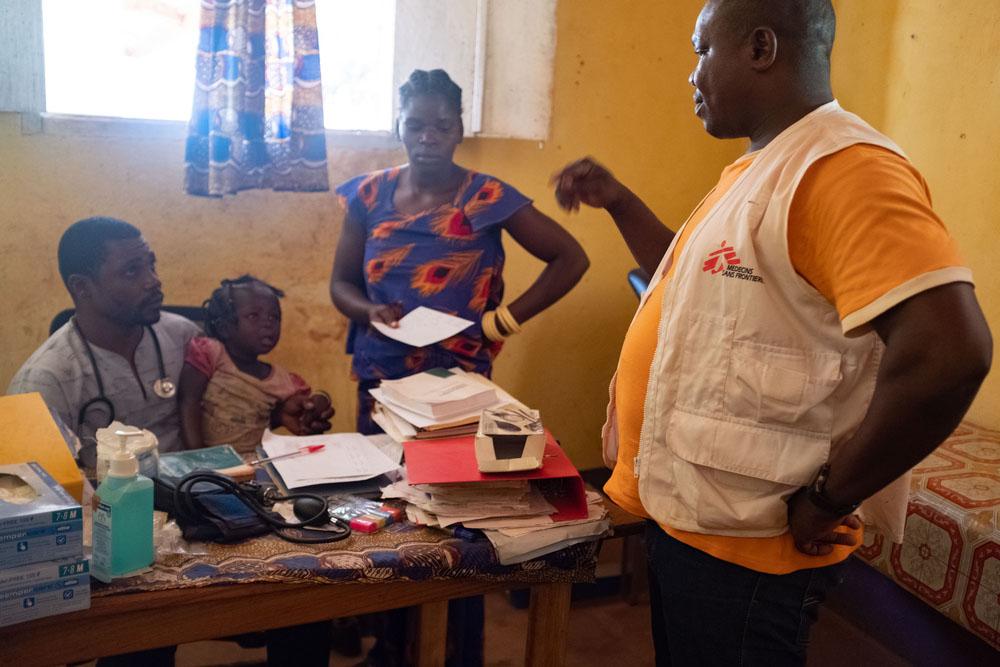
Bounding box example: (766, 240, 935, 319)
(184, 0, 329, 196)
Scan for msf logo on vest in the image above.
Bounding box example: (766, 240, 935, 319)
(702, 241, 764, 283)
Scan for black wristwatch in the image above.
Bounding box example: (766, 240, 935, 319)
(806, 464, 861, 516)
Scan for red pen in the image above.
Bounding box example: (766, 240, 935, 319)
(247, 444, 325, 467)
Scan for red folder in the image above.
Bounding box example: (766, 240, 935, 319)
(403, 431, 588, 521)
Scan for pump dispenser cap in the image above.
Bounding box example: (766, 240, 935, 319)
(109, 430, 143, 478)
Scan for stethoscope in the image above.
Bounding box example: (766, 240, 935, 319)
(73, 317, 176, 432)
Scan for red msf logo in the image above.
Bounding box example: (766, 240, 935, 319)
(703, 241, 741, 274)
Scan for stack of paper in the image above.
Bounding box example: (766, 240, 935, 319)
(380, 371, 497, 419)
(477, 492, 610, 564)
(381, 475, 609, 565)
(381, 474, 556, 527)
(261, 430, 400, 490)
(370, 368, 528, 442)
(384, 435, 609, 565)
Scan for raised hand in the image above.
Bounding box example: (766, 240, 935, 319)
(550, 157, 629, 213)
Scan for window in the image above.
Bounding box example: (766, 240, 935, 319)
(41, 0, 397, 131)
(316, 1, 396, 132)
(42, 0, 200, 122)
(5, 0, 555, 140)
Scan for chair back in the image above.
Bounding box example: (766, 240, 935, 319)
(49, 306, 206, 336)
(627, 268, 650, 299)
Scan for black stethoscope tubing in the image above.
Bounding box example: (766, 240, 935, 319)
(73, 317, 171, 431)
(174, 472, 351, 544)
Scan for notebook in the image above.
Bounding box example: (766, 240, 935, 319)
(157, 445, 244, 482)
(380, 368, 497, 420)
(257, 446, 391, 500)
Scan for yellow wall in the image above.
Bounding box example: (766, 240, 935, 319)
(2, 0, 996, 472)
(0, 0, 736, 469)
(832, 0, 1000, 428)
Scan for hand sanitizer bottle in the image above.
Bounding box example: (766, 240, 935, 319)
(92, 430, 154, 583)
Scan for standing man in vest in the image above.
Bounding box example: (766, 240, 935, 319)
(553, 0, 992, 663)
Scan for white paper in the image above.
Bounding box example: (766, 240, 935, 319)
(371, 405, 417, 443)
(261, 430, 399, 489)
(370, 388, 477, 428)
(365, 433, 404, 464)
(483, 504, 611, 565)
(371, 306, 473, 347)
(370, 378, 527, 429)
(381, 372, 493, 405)
(462, 514, 554, 529)
(490, 534, 607, 565)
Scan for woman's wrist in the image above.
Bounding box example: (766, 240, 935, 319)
(605, 183, 636, 217)
(482, 305, 522, 342)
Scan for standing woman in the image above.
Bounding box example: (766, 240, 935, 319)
(331, 69, 589, 434)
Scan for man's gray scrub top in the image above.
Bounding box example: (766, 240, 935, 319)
(7, 312, 200, 452)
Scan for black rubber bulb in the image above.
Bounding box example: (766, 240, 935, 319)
(292, 496, 330, 526)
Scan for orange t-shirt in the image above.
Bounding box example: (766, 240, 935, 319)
(604, 144, 965, 574)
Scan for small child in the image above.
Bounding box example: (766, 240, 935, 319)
(178, 275, 332, 456)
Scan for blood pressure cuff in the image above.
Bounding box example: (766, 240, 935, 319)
(153, 473, 277, 543)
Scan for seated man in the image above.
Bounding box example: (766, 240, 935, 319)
(7, 216, 331, 464)
(7, 216, 334, 667)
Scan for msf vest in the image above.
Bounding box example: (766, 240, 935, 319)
(604, 101, 920, 541)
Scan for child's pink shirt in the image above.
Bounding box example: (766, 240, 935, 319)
(185, 336, 309, 455)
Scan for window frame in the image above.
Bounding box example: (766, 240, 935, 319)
(2, 0, 556, 143)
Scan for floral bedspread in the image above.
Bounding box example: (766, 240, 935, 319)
(857, 422, 1000, 649)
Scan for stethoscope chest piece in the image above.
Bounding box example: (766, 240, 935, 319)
(73, 317, 176, 428)
(153, 378, 176, 399)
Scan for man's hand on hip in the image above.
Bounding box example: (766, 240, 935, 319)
(787, 488, 861, 556)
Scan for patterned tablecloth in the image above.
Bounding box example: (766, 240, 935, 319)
(857, 422, 1000, 649)
(94, 520, 599, 597)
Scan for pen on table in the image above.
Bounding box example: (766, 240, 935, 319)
(247, 444, 325, 467)
(216, 444, 326, 481)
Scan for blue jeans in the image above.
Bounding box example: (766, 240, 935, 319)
(645, 522, 844, 666)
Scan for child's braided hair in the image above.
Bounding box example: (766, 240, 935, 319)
(202, 274, 284, 340)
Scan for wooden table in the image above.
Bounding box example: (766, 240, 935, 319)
(1, 496, 644, 667)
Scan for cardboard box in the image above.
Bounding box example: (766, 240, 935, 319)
(0, 557, 90, 627)
(474, 406, 546, 473)
(0, 462, 83, 570)
(0, 393, 84, 502)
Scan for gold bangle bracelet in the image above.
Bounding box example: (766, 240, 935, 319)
(481, 311, 495, 341)
(481, 310, 506, 342)
(496, 305, 522, 335)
